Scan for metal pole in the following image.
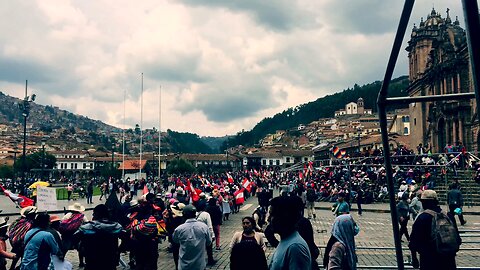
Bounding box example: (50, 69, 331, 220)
(462, 0, 480, 123)
(376, 1, 415, 269)
(22, 80, 28, 190)
(41, 144, 45, 181)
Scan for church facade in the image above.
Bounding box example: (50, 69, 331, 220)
(406, 8, 478, 153)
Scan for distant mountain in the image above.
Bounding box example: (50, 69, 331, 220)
(0, 91, 120, 134)
(165, 129, 213, 154)
(200, 136, 229, 154)
(222, 76, 410, 149)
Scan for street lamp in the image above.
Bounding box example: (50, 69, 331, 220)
(93, 158, 97, 182)
(111, 143, 115, 178)
(41, 139, 46, 181)
(357, 127, 362, 154)
(13, 143, 18, 180)
(18, 80, 36, 188)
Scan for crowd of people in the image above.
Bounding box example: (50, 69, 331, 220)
(0, 149, 470, 270)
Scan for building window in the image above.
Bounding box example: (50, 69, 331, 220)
(83, 163, 86, 169)
(269, 160, 273, 165)
(71, 163, 74, 169)
(404, 127, 409, 135)
(276, 160, 280, 165)
(90, 163, 94, 168)
(414, 118, 417, 125)
(286, 157, 291, 163)
(262, 160, 266, 165)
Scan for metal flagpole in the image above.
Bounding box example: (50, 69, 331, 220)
(139, 73, 143, 180)
(122, 89, 126, 181)
(158, 86, 161, 181)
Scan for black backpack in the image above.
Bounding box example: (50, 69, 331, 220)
(424, 210, 461, 255)
(306, 189, 317, 202)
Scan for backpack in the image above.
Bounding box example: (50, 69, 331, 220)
(59, 213, 84, 233)
(307, 189, 317, 202)
(8, 218, 33, 248)
(424, 210, 461, 255)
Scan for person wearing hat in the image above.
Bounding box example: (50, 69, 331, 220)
(61, 203, 88, 267)
(75, 204, 123, 270)
(409, 190, 461, 270)
(0, 217, 16, 270)
(331, 192, 349, 217)
(165, 202, 185, 269)
(173, 205, 212, 270)
(7, 206, 37, 270)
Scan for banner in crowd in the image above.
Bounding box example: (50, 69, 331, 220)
(37, 186, 58, 211)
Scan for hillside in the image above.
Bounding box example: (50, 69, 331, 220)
(222, 76, 410, 149)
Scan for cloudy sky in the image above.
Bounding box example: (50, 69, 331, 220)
(0, 0, 464, 136)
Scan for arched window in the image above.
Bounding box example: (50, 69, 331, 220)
(404, 127, 409, 135)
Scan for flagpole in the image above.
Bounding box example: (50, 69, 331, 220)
(122, 89, 126, 181)
(158, 85, 161, 181)
(139, 73, 143, 180)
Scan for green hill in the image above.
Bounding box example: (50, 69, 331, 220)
(222, 76, 410, 149)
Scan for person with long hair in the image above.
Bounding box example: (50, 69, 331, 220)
(230, 241, 268, 270)
(230, 217, 266, 251)
(323, 214, 357, 270)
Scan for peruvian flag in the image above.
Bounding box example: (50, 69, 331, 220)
(242, 178, 252, 192)
(186, 179, 200, 201)
(299, 171, 304, 180)
(0, 185, 34, 208)
(308, 161, 314, 172)
(234, 188, 244, 205)
(226, 172, 234, 184)
(253, 169, 259, 176)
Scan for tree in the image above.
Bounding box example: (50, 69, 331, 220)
(166, 158, 196, 175)
(0, 165, 13, 179)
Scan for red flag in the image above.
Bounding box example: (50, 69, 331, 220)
(242, 178, 252, 192)
(299, 171, 304, 180)
(253, 169, 259, 176)
(0, 185, 34, 208)
(187, 179, 200, 201)
(234, 188, 244, 205)
(226, 173, 234, 184)
(143, 185, 149, 195)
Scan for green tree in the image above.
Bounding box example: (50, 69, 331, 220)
(166, 158, 195, 174)
(0, 165, 13, 178)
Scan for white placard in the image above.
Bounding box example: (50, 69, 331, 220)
(37, 186, 58, 212)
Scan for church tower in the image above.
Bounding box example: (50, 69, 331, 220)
(357, 97, 364, 114)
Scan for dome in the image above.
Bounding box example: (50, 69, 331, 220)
(424, 8, 443, 27)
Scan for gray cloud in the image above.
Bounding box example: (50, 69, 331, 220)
(0, 55, 56, 84)
(177, 79, 279, 122)
(178, 0, 317, 31)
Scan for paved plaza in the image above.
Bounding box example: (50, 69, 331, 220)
(2, 194, 480, 269)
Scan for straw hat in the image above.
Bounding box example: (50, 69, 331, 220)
(170, 202, 185, 217)
(68, 203, 86, 212)
(20, 206, 38, 217)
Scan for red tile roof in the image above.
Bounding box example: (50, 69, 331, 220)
(118, 160, 147, 170)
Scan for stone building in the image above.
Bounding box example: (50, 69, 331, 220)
(406, 8, 477, 152)
(334, 97, 373, 117)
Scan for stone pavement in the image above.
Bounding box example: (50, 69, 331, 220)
(2, 194, 480, 269)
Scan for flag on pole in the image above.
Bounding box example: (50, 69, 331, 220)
(331, 146, 346, 159)
(186, 179, 200, 201)
(234, 188, 244, 205)
(226, 172, 234, 184)
(142, 185, 149, 195)
(0, 184, 34, 208)
(299, 171, 304, 180)
(242, 178, 252, 192)
(253, 169, 259, 176)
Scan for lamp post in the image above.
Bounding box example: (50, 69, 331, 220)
(13, 144, 18, 180)
(93, 158, 97, 182)
(111, 143, 115, 178)
(41, 139, 46, 181)
(18, 80, 36, 188)
(357, 127, 362, 154)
